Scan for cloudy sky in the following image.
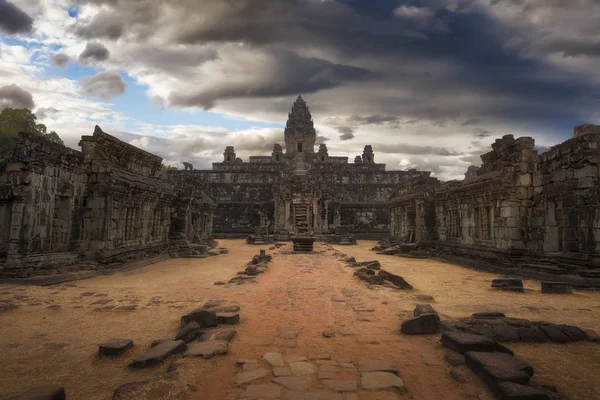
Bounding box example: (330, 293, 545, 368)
(1, 0, 599, 179)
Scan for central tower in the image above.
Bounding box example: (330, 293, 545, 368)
(284, 95, 316, 155)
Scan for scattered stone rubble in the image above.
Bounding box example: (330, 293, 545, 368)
(216, 249, 273, 286)
(335, 252, 413, 290)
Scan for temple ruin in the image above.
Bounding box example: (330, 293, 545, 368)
(1, 96, 600, 281)
(0, 127, 215, 278)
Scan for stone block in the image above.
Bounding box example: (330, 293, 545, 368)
(465, 351, 533, 384)
(184, 340, 228, 359)
(98, 338, 133, 356)
(180, 309, 218, 328)
(495, 382, 552, 400)
(441, 331, 513, 355)
(414, 304, 437, 317)
(129, 340, 186, 368)
(401, 313, 440, 334)
(3, 385, 66, 400)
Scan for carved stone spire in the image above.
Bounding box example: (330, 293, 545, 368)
(284, 95, 316, 154)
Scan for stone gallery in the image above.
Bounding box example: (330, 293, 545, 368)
(0, 127, 215, 278)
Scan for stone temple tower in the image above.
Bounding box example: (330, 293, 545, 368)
(285, 95, 316, 155)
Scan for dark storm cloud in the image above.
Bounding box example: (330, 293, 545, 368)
(374, 143, 461, 156)
(336, 126, 355, 141)
(168, 50, 374, 109)
(51, 53, 71, 68)
(0, 84, 35, 110)
(69, 0, 600, 147)
(472, 127, 492, 138)
(0, 0, 34, 35)
(81, 70, 127, 100)
(78, 42, 110, 64)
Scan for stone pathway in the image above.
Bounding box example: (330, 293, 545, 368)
(197, 243, 488, 400)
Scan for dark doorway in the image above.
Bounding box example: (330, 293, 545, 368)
(297, 142, 303, 153)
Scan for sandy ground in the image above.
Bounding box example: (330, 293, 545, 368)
(0, 240, 598, 400)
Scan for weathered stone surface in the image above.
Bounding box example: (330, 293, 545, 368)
(492, 326, 521, 342)
(495, 382, 552, 400)
(211, 328, 237, 342)
(235, 368, 269, 385)
(539, 325, 569, 343)
(273, 367, 293, 377)
(3, 385, 66, 400)
(284, 354, 308, 363)
(517, 327, 548, 343)
(112, 381, 150, 400)
(180, 309, 218, 328)
(217, 312, 240, 325)
(401, 313, 440, 334)
(360, 372, 405, 390)
(285, 391, 343, 400)
(175, 322, 202, 342)
(263, 352, 285, 367)
(585, 329, 600, 342)
(287, 361, 317, 377)
(323, 329, 336, 338)
(377, 270, 413, 289)
(239, 383, 282, 399)
(465, 351, 534, 384)
(414, 304, 437, 317)
(322, 380, 358, 392)
(272, 377, 312, 391)
(358, 360, 398, 375)
(559, 325, 588, 341)
(129, 340, 186, 368)
(99, 338, 133, 357)
(184, 340, 228, 358)
(441, 332, 513, 354)
(444, 350, 465, 366)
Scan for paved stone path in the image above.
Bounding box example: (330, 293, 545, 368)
(198, 243, 489, 400)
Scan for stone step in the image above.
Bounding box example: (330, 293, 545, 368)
(519, 264, 569, 275)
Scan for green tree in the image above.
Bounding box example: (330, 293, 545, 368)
(0, 108, 64, 151)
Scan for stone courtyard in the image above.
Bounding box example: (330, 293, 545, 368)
(1, 240, 599, 400)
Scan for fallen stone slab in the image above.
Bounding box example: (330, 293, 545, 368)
(355, 260, 381, 270)
(472, 312, 506, 319)
(492, 326, 521, 342)
(129, 340, 186, 368)
(272, 367, 293, 377)
(354, 267, 375, 276)
(495, 382, 552, 400)
(176, 322, 202, 342)
(358, 360, 398, 375)
(539, 325, 569, 343)
(441, 332, 513, 355)
(414, 304, 437, 317)
(322, 380, 358, 392)
(180, 309, 218, 328)
(184, 340, 228, 359)
(99, 338, 133, 357)
(377, 270, 413, 289)
(235, 368, 269, 385)
(559, 325, 588, 341)
(517, 327, 549, 343)
(541, 282, 573, 294)
(367, 275, 385, 285)
(3, 385, 66, 400)
(217, 312, 240, 325)
(585, 329, 600, 342)
(272, 377, 312, 391)
(360, 371, 405, 390)
(491, 279, 524, 293)
(465, 351, 533, 385)
(401, 313, 440, 334)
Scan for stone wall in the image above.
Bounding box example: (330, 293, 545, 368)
(389, 128, 600, 271)
(0, 127, 215, 279)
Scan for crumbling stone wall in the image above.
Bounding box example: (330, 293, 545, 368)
(389, 128, 600, 270)
(0, 127, 216, 279)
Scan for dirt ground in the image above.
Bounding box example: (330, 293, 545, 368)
(0, 240, 599, 400)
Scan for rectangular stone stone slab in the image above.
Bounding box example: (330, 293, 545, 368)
(441, 332, 513, 355)
(99, 338, 133, 356)
(539, 325, 569, 343)
(401, 314, 440, 334)
(414, 304, 437, 317)
(184, 340, 228, 359)
(541, 282, 573, 294)
(129, 340, 186, 368)
(465, 351, 533, 385)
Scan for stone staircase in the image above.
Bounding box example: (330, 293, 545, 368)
(339, 234, 354, 245)
(293, 161, 307, 176)
(294, 205, 309, 228)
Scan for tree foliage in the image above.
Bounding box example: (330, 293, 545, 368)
(0, 108, 64, 152)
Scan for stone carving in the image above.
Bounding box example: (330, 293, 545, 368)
(183, 162, 194, 171)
